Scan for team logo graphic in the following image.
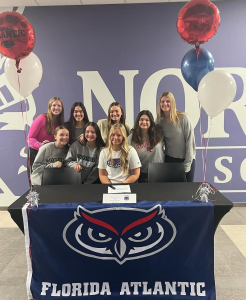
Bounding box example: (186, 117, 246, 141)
(63, 205, 176, 265)
(107, 158, 121, 168)
(147, 146, 154, 152)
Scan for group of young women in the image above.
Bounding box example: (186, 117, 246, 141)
(29, 92, 196, 185)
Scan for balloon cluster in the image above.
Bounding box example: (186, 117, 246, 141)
(177, 0, 237, 118)
(0, 11, 42, 97)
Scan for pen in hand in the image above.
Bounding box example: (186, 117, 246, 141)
(109, 184, 116, 190)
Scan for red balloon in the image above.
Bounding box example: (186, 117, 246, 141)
(177, 0, 220, 45)
(0, 11, 35, 61)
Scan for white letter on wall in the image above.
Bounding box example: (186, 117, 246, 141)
(140, 68, 200, 128)
(119, 70, 139, 128)
(214, 156, 232, 183)
(77, 71, 116, 121)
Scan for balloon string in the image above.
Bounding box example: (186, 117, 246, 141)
(15, 59, 22, 73)
(17, 72, 33, 189)
(204, 118, 212, 181)
(196, 46, 207, 182)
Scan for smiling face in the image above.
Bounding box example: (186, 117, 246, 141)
(110, 106, 122, 123)
(85, 125, 97, 143)
(110, 128, 124, 146)
(51, 100, 63, 116)
(55, 129, 69, 148)
(139, 114, 151, 130)
(160, 96, 171, 113)
(73, 106, 84, 123)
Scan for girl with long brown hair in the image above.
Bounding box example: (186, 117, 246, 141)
(64, 102, 89, 145)
(98, 123, 141, 184)
(128, 110, 164, 182)
(97, 102, 131, 145)
(28, 97, 64, 172)
(157, 92, 196, 182)
(66, 122, 105, 184)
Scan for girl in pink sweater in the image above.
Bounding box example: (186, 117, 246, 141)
(28, 97, 65, 173)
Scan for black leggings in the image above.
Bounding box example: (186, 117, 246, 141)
(165, 155, 195, 182)
(27, 147, 38, 186)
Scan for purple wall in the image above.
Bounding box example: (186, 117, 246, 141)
(1, 1, 246, 205)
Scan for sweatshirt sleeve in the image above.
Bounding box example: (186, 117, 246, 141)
(45, 162, 59, 168)
(181, 115, 196, 173)
(127, 133, 132, 145)
(125, 123, 132, 136)
(84, 148, 101, 184)
(32, 146, 47, 175)
(28, 115, 45, 150)
(65, 144, 77, 167)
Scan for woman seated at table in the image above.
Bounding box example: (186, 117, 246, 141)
(66, 122, 105, 184)
(127, 110, 164, 182)
(97, 102, 131, 145)
(98, 123, 141, 184)
(64, 102, 89, 145)
(31, 126, 69, 185)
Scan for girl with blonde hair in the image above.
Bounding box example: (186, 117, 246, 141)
(157, 92, 196, 182)
(28, 97, 64, 173)
(97, 102, 131, 145)
(98, 123, 141, 183)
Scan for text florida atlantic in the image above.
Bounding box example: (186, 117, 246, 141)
(41, 281, 206, 297)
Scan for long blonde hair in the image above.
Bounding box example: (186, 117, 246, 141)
(157, 92, 185, 125)
(46, 97, 64, 134)
(108, 123, 129, 174)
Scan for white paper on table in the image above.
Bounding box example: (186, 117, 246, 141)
(108, 185, 131, 194)
(103, 194, 136, 204)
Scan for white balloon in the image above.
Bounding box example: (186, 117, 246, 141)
(198, 70, 237, 118)
(4, 52, 43, 98)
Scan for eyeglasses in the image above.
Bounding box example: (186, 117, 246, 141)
(74, 110, 83, 114)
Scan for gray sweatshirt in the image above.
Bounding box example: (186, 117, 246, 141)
(31, 142, 68, 185)
(127, 134, 164, 173)
(159, 114, 196, 172)
(65, 141, 101, 184)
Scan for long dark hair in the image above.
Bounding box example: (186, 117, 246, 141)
(65, 102, 89, 144)
(83, 122, 105, 151)
(132, 110, 162, 149)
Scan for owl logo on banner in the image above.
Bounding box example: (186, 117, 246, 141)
(63, 205, 176, 265)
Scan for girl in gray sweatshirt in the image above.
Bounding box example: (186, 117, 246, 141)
(65, 122, 105, 184)
(157, 92, 196, 182)
(31, 126, 69, 185)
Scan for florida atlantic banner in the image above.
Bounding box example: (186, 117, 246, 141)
(23, 201, 215, 300)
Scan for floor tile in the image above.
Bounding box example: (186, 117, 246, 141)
(220, 207, 246, 225)
(0, 211, 8, 222)
(0, 285, 28, 300)
(221, 225, 246, 258)
(0, 228, 23, 241)
(0, 213, 18, 228)
(216, 286, 246, 300)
